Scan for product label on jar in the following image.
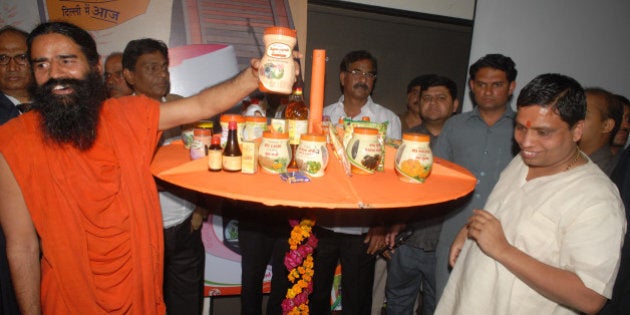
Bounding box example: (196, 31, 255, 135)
(259, 138, 290, 174)
(190, 140, 206, 160)
(394, 142, 433, 183)
(266, 42, 292, 58)
(295, 141, 328, 177)
(243, 122, 266, 141)
(346, 135, 382, 175)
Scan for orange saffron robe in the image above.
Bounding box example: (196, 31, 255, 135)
(0, 95, 166, 314)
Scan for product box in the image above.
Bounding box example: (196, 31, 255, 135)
(241, 140, 260, 174)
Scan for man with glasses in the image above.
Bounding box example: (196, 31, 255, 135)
(0, 26, 32, 125)
(313, 50, 401, 314)
(104, 52, 133, 98)
(0, 25, 32, 315)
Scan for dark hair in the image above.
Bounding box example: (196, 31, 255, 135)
(421, 75, 458, 100)
(517, 73, 586, 128)
(585, 87, 623, 144)
(122, 38, 169, 71)
(406, 74, 437, 94)
(28, 22, 100, 68)
(0, 25, 28, 39)
(469, 54, 517, 83)
(615, 94, 630, 108)
(339, 50, 377, 74)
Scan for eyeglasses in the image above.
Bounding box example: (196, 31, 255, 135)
(0, 53, 28, 66)
(347, 69, 376, 80)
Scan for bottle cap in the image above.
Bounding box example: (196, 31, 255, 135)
(245, 116, 268, 123)
(402, 133, 430, 142)
(211, 134, 221, 144)
(353, 127, 379, 135)
(193, 128, 212, 136)
(221, 114, 245, 123)
(262, 131, 289, 139)
(228, 121, 237, 129)
(300, 133, 326, 142)
(264, 26, 297, 38)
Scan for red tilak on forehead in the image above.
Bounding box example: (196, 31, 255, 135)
(526, 120, 531, 128)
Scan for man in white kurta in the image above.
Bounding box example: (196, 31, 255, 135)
(436, 155, 625, 314)
(435, 73, 626, 315)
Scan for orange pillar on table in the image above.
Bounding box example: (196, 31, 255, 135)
(309, 49, 326, 134)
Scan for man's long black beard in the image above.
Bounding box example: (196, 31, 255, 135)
(30, 70, 107, 151)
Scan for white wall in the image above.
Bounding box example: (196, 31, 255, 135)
(342, 0, 475, 20)
(463, 0, 630, 111)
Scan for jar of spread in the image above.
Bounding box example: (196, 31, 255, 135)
(394, 133, 433, 183)
(258, 131, 291, 174)
(190, 126, 212, 160)
(258, 26, 297, 94)
(220, 114, 245, 147)
(345, 127, 381, 175)
(242, 116, 267, 141)
(295, 133, 329, 177)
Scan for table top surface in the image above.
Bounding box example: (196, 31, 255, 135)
(151, 141, 477, 210)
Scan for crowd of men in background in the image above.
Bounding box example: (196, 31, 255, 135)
(0, 21, 629, 315)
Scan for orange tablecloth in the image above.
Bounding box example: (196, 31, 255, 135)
(151, 141, 476, 209)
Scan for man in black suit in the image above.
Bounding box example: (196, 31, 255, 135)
(0, 25, 32, 315)
(0, 26, 32, 125)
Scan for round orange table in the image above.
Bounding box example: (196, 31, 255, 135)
(151, 141, 476, 209)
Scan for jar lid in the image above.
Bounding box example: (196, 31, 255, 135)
(353, 127, 379, 135)
(196, 121, 213, 129)
(300, 133, 326, 142)
(245, 116, 267, 123)
(264, 26, 297, 38)
(220, 114, 245, 123)
(262, 131, 289, 139)
(193, 128, 211, 136)
(402, 133, 430, 142)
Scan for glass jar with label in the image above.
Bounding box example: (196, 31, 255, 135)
(295, 133, 329, 177)
(394, 133, 433, 183)
(258, 131, 291, 174)
(345, 127, 381, 175)
(220, 114, 245, 147)
(242, 116, 268, 141)
(258, 26, 297, 94)
(190, 127, 212, 160)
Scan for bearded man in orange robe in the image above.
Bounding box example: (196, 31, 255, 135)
(0, 21, 278, 314)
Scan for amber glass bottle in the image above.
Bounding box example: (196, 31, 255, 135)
(285, 87, 309, 169)
(222, 121, 242, 172)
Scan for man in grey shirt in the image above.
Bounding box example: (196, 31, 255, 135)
(433, 54, 518, 299)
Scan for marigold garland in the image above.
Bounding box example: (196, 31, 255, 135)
(282, 218, 318, 315)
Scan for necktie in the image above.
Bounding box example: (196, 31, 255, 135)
(16, 103, 31, 114)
